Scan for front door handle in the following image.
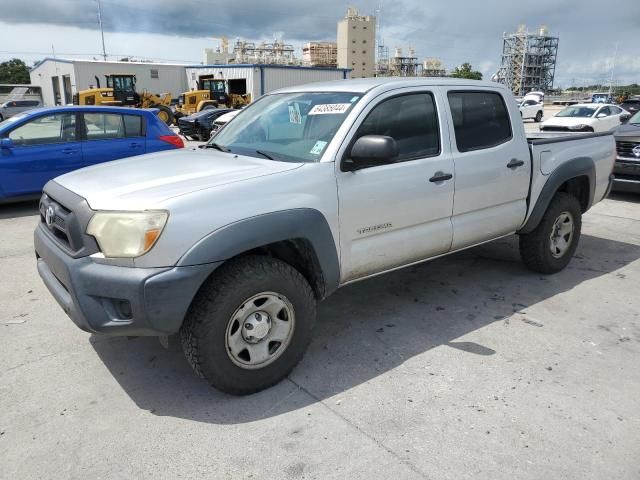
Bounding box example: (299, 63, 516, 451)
(507, 158, 525, 169)
(429, 172, 453, 183)
(61, 148, 76, 155)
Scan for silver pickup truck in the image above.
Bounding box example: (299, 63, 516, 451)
(35, 78, 615, 394)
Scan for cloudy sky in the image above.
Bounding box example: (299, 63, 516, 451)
(0, 0, 638, 87)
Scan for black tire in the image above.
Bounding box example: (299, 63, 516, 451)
(180, 255, 317, 395)
(154, 104, 174, 125)
(519, 192, 582, 274)
(0, 113, 3, 121)
(535, 111, 543, 122)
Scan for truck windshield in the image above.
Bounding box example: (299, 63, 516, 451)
(556, 106, 597, 118)
(209, 92, 362, 162)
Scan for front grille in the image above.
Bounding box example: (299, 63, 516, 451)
(616, 141, 640, 159)
(541, 126, 570, 132)
(39, 194, 85, 254)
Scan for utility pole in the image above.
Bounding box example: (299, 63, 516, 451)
(97, 0, 107, 61)
(608, 42, 618, 97)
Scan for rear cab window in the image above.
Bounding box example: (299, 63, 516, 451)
(447, 91, 512, 152)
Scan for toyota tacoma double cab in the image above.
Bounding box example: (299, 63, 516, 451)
(35, 78, 615, 395)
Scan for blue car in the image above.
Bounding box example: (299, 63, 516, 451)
(0, 106, 184, 203)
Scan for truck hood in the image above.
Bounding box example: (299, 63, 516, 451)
(54, 148, 303, 210)
(615, 122, 640, 139)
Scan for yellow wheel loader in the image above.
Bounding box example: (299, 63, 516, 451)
(73, 74, 174, 125)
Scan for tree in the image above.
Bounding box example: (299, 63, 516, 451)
(450, 62, 483, 80)
(0, 58, 31, 84)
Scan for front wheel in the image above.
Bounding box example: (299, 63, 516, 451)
(154, 104, 174, 125)
(535, 111, 543, 122)
(519, 192, 582, 274)
(180, 256, 317, 395)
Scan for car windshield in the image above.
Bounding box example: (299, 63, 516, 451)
(556, 106, 597, 118)
(209, 91, 362, 162)
(629, 111, 640, 124)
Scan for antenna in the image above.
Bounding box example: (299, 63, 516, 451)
(97, 0, 107, 61)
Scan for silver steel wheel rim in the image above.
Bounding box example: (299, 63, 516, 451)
(225, 292, 295, 370)
(549, 211, 574, 258)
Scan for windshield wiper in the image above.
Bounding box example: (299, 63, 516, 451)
(205, 142, 230, 152)
(254, 149, 275, 160)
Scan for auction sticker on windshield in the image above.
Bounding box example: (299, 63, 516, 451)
(310, 140, 327, 155)
(309, 103, 352, 115)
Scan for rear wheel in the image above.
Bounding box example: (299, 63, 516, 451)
(519, 192, 582, 274)
(154, 104, 174, 125)
(180, 256, 317, 395)
(535, 111, 543, 122)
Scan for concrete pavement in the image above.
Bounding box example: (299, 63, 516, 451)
(1, 193, 639, 480)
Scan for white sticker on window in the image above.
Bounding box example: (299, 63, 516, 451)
(350, 96, 359, 103)
(288, 103, 302, 124)
(310, 140, 327, 155)
(308, 103, 352, 115)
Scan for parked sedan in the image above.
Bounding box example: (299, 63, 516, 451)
(619, 99, 640, 117)
(209, 110, 241, 137)
(613, 111, 640, 193)
(0, 99, 42, 121)
(177, 108, 233, 141)
(540, 103, 631, 133)
(0, 106, 184, 203)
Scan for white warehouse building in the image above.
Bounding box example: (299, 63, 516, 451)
(30, 59, 351, 107)
(184, 64, 351, 103)
(30, 58, 189, 106)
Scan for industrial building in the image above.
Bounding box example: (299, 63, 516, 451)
(302, 42, 338, 68)
(184, 64, 350, 103)
(494, 25, 559, 95)
(337, 7, 376, 78)
(29, 58, 189, 106)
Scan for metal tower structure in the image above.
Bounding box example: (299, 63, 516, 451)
(495, 25, 559, 96)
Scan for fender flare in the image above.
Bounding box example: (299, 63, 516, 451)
(177, 208, 340, 296)
(518, 156, 595, 234)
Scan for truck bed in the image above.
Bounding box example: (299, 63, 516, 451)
(527, 131, 614, 145)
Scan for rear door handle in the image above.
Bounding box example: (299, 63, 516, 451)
(507, 158, 525, 169)
(429, 172, 453, 183)
(61, 148, 76, 155)
(129, 142, 141, 148)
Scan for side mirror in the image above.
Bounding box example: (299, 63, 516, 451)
(0, 137, 13, 149)
(620, 113, 631, 123)
(342, 135, 398, 172)
(596, 113, 607, 118)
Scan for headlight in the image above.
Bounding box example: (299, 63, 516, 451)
(568, 124, 588, 130)
(86, 211, 168, 258)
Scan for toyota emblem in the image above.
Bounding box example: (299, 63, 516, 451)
(633, 145, 640, 158)
(45, 205, 55, 227)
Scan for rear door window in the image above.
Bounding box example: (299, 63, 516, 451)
(447, 91, 512, 152)
(122, 114, 143, 137)
(84, 113, 125, 140)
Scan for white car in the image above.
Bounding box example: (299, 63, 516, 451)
(209, 109, 241, 137)
(518, 92, 544, 122)
(541, 103, 630, 133)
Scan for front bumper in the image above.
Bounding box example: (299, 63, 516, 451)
(612, 158, 640, 193)
(177, 120, 201, 138)
(35, 224, 220, 336)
